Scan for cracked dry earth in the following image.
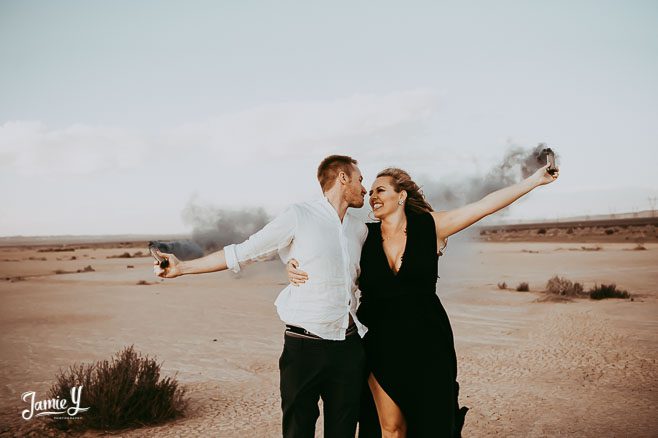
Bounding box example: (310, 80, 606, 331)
(1, 241, 656, 437)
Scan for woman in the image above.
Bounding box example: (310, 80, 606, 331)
(288, 163, 559, 437)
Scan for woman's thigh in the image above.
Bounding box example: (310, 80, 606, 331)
(368, 373, 407, 434)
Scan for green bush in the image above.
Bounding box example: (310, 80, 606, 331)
(589, 284, 630, 300)
(48, 345, 188, 431)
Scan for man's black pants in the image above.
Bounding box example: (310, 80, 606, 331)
(279, 332, 366, 438)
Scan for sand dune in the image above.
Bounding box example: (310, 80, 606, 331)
(0, 240, 656, 437)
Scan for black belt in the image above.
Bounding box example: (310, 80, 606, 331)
(285, 324, 358, 340)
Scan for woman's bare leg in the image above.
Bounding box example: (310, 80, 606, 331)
(368, 373, 407, 438)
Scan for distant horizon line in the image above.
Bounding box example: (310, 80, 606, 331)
(1, 209, 655, 242)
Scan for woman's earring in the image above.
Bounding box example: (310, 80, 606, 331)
(398, 200, 404, 205)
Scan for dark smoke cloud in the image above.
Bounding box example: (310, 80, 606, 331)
(149, 240, 204, 261)
(419, 144, 559, 211)
(181, 199, 271, 253)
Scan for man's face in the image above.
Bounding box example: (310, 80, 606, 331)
(344, 165, 367, 208)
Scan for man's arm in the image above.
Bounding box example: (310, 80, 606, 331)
(153, 249, 228, 278)
(154, 205, 297, 279)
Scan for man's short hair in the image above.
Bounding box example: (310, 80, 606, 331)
(317, 155, 358, 192)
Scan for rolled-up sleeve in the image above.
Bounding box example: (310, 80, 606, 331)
(223, 205, 297, 273)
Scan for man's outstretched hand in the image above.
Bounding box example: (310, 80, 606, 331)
(153, 250, 183, 278)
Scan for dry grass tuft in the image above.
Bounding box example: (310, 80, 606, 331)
(516, 282, 530, 292)
(545, 276, 585, 297)
(589, 284, 630, 300)
(107, 252, 133, 259)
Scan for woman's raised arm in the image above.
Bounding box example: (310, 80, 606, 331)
(431, 163, 559, 243)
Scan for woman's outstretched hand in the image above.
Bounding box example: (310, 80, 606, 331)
(153, 250, 183, 278)
(530, 163, 559, 187)
(286, 258, 308, 286)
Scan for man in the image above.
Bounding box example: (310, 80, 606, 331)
(154, 155, 369, 438)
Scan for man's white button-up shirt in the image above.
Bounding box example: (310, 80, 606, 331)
(224, 197, 368, 340)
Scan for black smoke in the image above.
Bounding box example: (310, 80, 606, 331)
(149, 240, 204, 261)
(420, 143, 559, 211)
(181, 199, 271, 253)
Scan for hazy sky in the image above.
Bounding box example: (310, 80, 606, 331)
(1, 0, 657, 236)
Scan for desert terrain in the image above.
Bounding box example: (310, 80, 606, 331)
(0, 228, 656, 437)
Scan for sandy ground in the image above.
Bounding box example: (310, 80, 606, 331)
(0, 240, 656, 437)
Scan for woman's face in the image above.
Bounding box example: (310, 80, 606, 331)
(369, 176, 404, 219)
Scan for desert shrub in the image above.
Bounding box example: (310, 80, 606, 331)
(537, 228, 546, 235)
(38, 247, 75, 252)
(566, 227, 574, 234)
(516, 282, 529, 291)
(545, 276, 585, 296)
(497, 282, 507, 290)
(633, 243, 647, 250)
(107, 252, 133, 259)
(589, 284, 630, 300)
(605, 228, 615, 235)
(48, 345, 188, 431)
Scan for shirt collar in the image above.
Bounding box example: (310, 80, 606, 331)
(319, 195, 349, 225)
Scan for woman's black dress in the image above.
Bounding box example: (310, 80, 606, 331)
(357, 212, 468, 437)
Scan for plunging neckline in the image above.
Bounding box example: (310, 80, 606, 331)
(380, 222, 409, 277)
